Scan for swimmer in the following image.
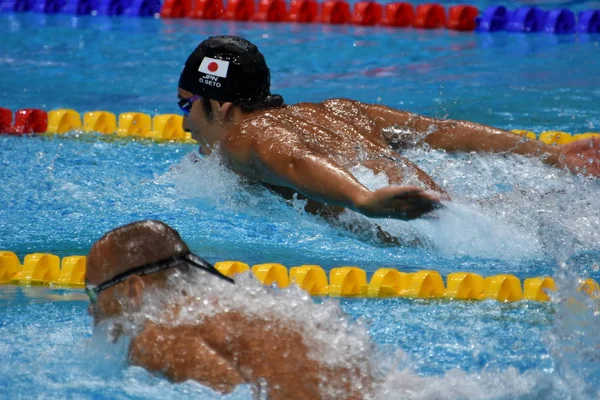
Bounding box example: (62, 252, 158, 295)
(178, 35, 600, 222)
(86, 220, 376, 399)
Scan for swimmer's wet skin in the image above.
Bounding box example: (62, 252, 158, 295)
(177, 35, 600, 231)
(86, 220, 376, 399)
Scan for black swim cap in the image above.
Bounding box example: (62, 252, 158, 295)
(178, 35, 272, 103)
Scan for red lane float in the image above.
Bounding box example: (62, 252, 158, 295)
(413, 3, 446, 29)
(253, 0, 288, 22)
(352, 1, 382, 26)
(15, 109, 48, 134)
(189, 0, 224, 19)
(0, 108, 12, 132)
(156, 0, 475, 32)
(448, 4, 478, 31)
(160, 0, 190, 17)
(223, 0, 255, 20)
(288, 0, 318, 22)
(0, 108, 48, 135)
(320, 0, 351, 24)
(381, 2, 414, 27)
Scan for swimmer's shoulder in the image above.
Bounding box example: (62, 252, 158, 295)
(236, 100, 355, 123)
(262, 99, 364, 119)
(227, 109, 285, 139)
(225, 98, 366, 144)
(223, 108, 297, 154)
(322, 98, 365, 110)
(321, 98, 376, 120)
(322, 98, 407, 116)
(227, 103, 309, 138)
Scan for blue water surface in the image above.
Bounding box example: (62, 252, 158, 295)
(1, 8, 600, 400)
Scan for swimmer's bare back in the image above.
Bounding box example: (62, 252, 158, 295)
(129, 309, 373, 399)
(220, 98, 444, 221)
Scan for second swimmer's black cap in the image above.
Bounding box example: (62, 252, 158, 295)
(178, 35, 272, 103)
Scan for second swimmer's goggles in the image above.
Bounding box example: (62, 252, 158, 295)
(85, 252, 234, 303)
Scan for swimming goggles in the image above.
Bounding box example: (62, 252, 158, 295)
(85, 251, 234, 303)
(178, 95, 201, 116)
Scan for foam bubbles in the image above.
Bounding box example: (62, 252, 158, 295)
(543, 261, 600, 399)
(132, 270, 376, 398)
(141, 270, 374, 370)
(347, 147, 600, 260)
(373, 366, 574, 400)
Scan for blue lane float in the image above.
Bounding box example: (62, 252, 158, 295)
(61, 0, 96, 14)
(0, 0, 33, 12)
(578, 9, 600, 33)
(92, 0, 160, 16)
(0, 0, 159, 15)
(32, 0, 65, 13)
(506, 7, 546, 32)
(6, 0, 56, 13)
(95, 0, 124, 15)
(475, 5, 508, 32)
(122, 0, 160, 16)
(477, 5, 598, 34)
(544, 9, 575, 34)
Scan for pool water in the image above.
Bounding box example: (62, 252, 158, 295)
(1, 8, 600, 399)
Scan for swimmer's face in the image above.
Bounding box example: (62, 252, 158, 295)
(178, 88, 225, 155)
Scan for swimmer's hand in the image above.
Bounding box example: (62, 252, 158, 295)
(558, 137, 600, 177)
(355, 186, 442, 220)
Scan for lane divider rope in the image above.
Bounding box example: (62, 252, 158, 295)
(1, 251, 598, 301)
(0, 0, 598, 34)
(1, 107, 599, 144)
(0, 107, 193, 142)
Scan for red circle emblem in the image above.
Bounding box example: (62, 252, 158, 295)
(208, 62, 218, 72)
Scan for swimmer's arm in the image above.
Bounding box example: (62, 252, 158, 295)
(235, 129, 441, 219)
(129, 323, 244, 392)
(361, 104, 561, 166)
(248, 133, 373, 211)
(422, 119, 561, 165)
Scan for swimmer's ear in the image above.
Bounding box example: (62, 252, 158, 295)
(126, 275, 145, 310)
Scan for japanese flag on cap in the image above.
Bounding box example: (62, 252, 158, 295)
(179, 36, 272, 102)
(198, 57, 230, 78)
